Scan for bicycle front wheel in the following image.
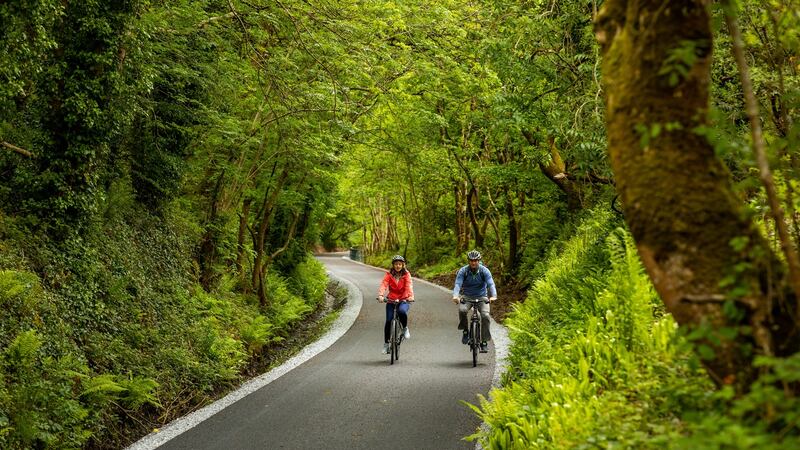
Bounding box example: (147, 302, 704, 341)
(471, 321, 478, 367)
(390, 319, 397, 364)
(393, 318, 401, 362)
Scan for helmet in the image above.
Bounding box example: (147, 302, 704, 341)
(467, 250, 482, 261)
(391, 255, 406, 263)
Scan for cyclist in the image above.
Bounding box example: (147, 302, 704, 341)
(377, 255, 415, 354)
(451, 250, 497, 353)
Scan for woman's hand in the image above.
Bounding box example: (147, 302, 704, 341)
(377, 295, 384, 303)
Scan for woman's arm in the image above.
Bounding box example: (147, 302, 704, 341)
(377, 273, 390, 299)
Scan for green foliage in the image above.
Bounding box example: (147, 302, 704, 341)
(1, 0, 799, 447)
(471, 216, 715, 448)
(290, 257, 328, 309)
(472, 212, 800, 448)
(659, 40, 707, 87)
(0, 211, 325, 447)
(661, 354, 800, 449)
(416, 254, 463, 279)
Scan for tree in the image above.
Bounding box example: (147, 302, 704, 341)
(595, 0, 799, 391)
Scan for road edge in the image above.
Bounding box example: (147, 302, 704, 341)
(339, 256, 508, 449)
(125, 271, 363, 450)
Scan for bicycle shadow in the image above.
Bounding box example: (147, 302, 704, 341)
(435, 360, 488, 369)
(350, 359, 400, 367)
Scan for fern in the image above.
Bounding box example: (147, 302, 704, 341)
(4, 330, 42, 368)
(79, 374, 126, 405)
(240, 315, 276, 355)
(471, 212, 713, 449)
(119, 377, 161, 409)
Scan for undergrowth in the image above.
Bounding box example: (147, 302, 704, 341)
(470, 207, 800, 449)
(0, 210, 327, 449)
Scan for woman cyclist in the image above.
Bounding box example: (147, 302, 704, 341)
(377, 255, 415, 354)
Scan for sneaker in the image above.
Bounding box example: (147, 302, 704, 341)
(382, 343, 390, 354)
(462, 331, 469, 345)
(404, 327, 411, 340)
(480, 341, 488, 353)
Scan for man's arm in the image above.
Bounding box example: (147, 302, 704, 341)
(484, 267, 497, 299)
(452, 267, 464, 301)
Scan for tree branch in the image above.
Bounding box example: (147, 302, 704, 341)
(724, 1, 800, 317)
(269, 212, 300, 261)
(1, 141, 34, 158)
(198, 12, 236, 28)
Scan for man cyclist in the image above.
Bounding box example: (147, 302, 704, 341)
(377, 255, 415, 354)
(451, 250, 496, 353)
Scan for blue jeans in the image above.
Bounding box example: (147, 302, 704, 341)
(384, 302, 410, 343)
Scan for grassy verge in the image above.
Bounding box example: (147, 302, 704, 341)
(468, 208, 800, 449)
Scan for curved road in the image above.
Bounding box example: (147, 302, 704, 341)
(159, 256, 496, 449)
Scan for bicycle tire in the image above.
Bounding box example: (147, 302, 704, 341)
(471, 320, 478, 367)
(394, 318, 401, 361)
(390, 319, 397, 364)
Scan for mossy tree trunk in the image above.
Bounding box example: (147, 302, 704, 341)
(595, 0, 799, 391)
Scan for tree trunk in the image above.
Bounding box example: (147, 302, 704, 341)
(523, 131, 582, 210)
(505, 188, 521, 274)
(199, 169, 226, 291)
(454, 180, 469, 254)
(595, 0, 798, 391)
(236, 197, 252, 283)
(467, 186, 484, 249)
(252, 167, 289, 300)
(454, 183, 464, 253)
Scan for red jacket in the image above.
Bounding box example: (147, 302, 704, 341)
(377, 270, 414, 301)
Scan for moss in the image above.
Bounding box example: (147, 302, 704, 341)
(597, 0, 795, 389)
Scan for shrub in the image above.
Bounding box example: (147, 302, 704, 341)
(471, 211, 714, 449)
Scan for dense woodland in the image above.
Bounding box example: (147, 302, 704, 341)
(1, 0, 800, 448)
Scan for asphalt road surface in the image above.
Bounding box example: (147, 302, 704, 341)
(159, 255, 496, 449)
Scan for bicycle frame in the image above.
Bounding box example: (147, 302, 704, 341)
(380, 298, 412, 365)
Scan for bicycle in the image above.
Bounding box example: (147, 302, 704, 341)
(378, 298, 413, 365)
(460, 297, 490, 367)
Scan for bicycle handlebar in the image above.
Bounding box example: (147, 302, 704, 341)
(459, 298, 491, 304)
(376, 297, 415, 303)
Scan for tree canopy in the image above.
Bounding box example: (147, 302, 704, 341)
(1, 0, 800, 447)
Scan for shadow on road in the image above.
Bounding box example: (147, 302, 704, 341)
(349, 359, 394, 367)
(435, 360, 489, 369)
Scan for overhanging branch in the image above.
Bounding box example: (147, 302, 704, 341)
(1, 141, 34, 158)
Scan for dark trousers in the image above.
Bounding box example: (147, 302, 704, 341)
(458, 297, 491, 342)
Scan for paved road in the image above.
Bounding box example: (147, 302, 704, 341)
(160, 256, 495, 449)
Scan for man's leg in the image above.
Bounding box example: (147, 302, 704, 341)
(458, 301, 470, 330)
(479, 298, 491, 342)
(458, 301, 470, 344)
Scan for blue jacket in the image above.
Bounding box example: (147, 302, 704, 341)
(452, 264, 497, 298)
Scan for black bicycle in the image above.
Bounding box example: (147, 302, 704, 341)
(461, 297, 490, 367)
(380, 298, 413, 365)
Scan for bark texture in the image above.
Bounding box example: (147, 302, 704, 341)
(595, 0, 798, 390)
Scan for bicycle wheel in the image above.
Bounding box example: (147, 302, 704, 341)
(394, 318, 403, 361)
(471, 320, 479, 367)
(390, 319, 397, 364)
